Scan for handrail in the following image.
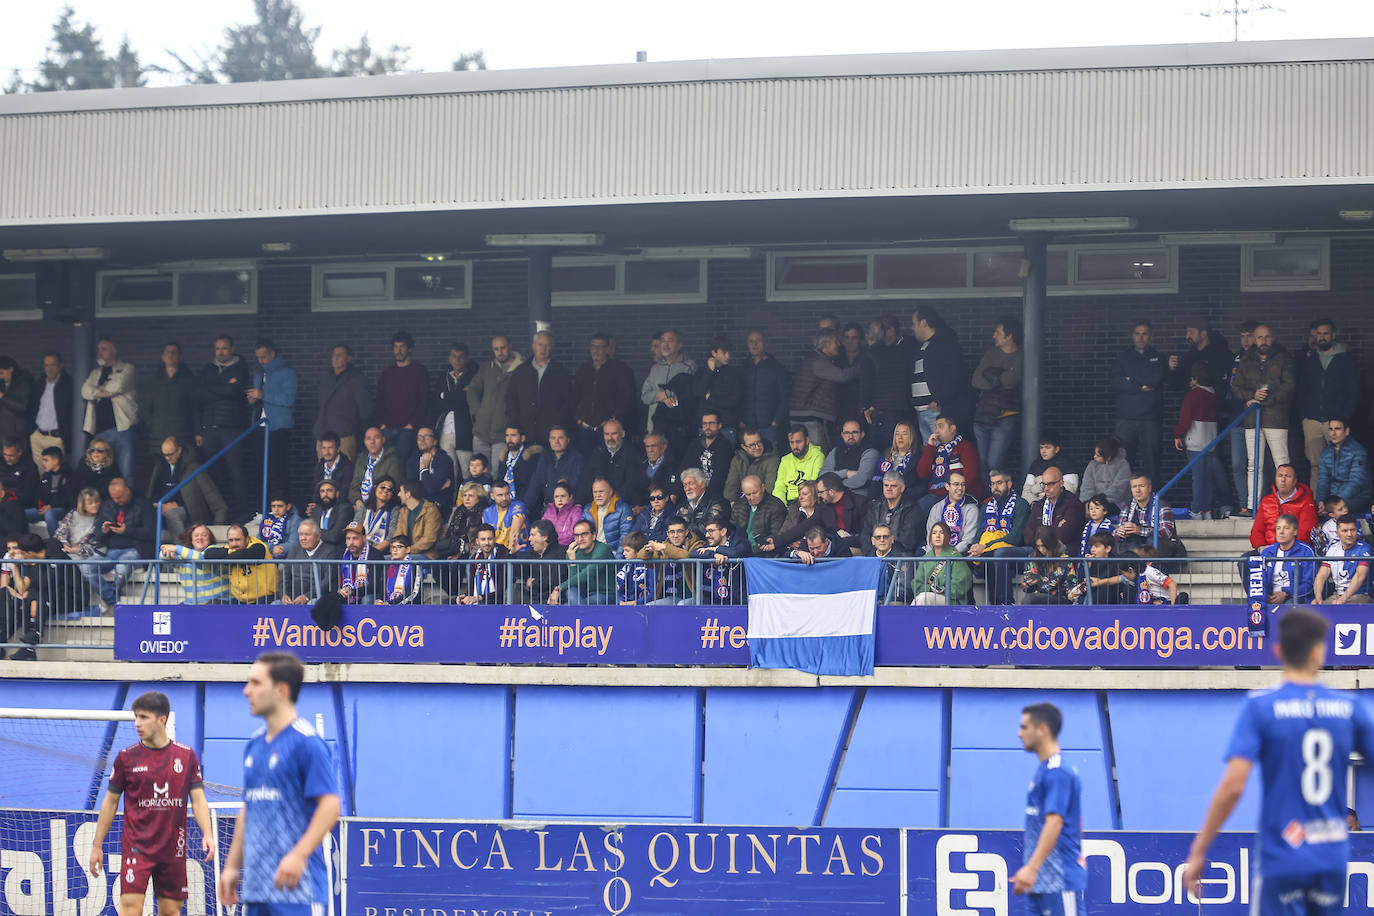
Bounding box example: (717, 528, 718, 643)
(153, 418, 269, 603)
(1155, 402, 1263, 548)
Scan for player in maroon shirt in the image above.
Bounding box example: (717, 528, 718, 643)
(88, 691, 214, 916)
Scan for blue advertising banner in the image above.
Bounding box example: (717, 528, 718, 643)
(343, 820, 900, 915)
(115, 603, 1374, 667)
(909, 828, 1374, 913)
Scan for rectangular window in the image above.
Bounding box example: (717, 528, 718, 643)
(773, 255, 867, 291)
(1075, 248, 1170, 285)
(97, 265, 257, 317)
(873, 252, 967, 290)
(177, 269, 255, 308)
(552, 257, 707, 306)
(0, 274, 39, 320)
(313, 261, 472, 311)
(1241, 240, 1330, 291)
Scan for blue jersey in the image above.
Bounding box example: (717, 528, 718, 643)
(1024, 753, 1086, 893)
(241, 718, 338, 904)
(1226, 681, 1374, 878)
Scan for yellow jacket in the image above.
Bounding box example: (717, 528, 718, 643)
(229, 536, 278, 602)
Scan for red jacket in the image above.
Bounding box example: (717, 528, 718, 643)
(916, 437, 985, 500)
(1249, 482, 1319, 548)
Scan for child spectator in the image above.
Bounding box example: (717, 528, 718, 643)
(1128, 545, 1181, 605)
(1083, 532, 1122, 604)
(1078, 494, 1119, 558)
(1316, 495, 1347, 552)
(379, 535, 421, 605)
(1172, 363, 1229, 519)
(260, 495, 302, 558)
(467, 454, 494, 493)
(616, 532, 655, 605)
(1021, 431, 1079, 503)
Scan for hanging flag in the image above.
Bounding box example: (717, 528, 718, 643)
(744, 557, 883, 676)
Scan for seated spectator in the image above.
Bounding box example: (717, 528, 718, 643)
(312, 432, 355, 495)
(1018, 526, 1084, 605)
(257, 495, 300, 559)
(677, 468, 730, 541)
(582, 477, 632, 556)
(278, 519, 341, 605)
(968, 468, 1029, 605)
(541, 482, 583, 548)
(678, 410, 734, 499)
(82, 479, 154, 613)
(693, 335, 743, 442)
(377, 536, 422, 605)
(1021, 431, 1080, 503)
(1249, 465, 1318, 550)
(864, 524, 910, 602)
(1172, 363, 1229, 519)
(692, 519, 747, 603)
(70, 438, 118, 500)
(773, 425, 824, 505)
(514, 519, 562, 604)
(466, 453, 494, 492)
(459, 524, 511, 605)
(1079, 494, 1119, 558)
(1114, 474, 1182, 557)
(626, 485, 670, 543)
(407, 427, 455, 517)
(911, 521, 972, 605)
(1079, 436, 1131, 511)
(2, 533, 47, 654)
(764, 480, 822, 556)
(144, 436, 227, 543)
(433, 482, 489, 563)
(222, 522, 277, 605)
(1312, 514, 1373, 605)
(815, 471, 866, 553)
(524, 425, 584, 518)
(1114, 546, 1181, 605)
(821, 419, 880, 497)
(395, 479, 442, 558)
(1316, 495, 1347, 553)
(35, 446, 73, 533)
(338, 521, 380, 604)
(52, 487, 103, 569)
(0, 439, 37, 516)
(916, 415, 984, 514)
(1084, 533, 1124, 604)
(645, 518, 702, 605)
(495, 424, 541, 505)
(159, 524, 230, 606)
(638, 432, 680, 510)
(482, 479, 529, 554)
(1023, 467, 1086, 558)
(872, 421, 921, 493)
(862, 471, 922, 556)
(1259, 513, 1317, 605)
(731, 475, 787, 556)
(1317, 418, 1371, 511)
(307, 480, 347, 549)
(578, 419, 643, 506)
(353, 476, 399, 552)
(724, 428, 779, 502)
(616, 531, 656, 605)
(924, 470, 979, 555)
(789, 526, 844, 564)
(350, 427, 404, 507)
(549, 520, 615, 604)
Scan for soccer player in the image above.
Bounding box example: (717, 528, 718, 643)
(1012, 702, 1087, 915)
(219, 651, 340, 915)
(1185, 608, 1374, 913)
(88, 691, 213, 916)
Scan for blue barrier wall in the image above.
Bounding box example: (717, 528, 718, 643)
(4, 679, 1373, 830)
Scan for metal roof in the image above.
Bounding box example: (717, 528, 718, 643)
(1, 38, 1372, 227)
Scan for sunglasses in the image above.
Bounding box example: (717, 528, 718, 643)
(649, 494, 668, 501)
(88, 447, 110, 454)
(376, 485, 394, 492)
(873, 534, 893, 539)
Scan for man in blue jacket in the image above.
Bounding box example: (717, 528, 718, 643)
(1260, 513, 1317, 605)
(1110, 321, 1166, 485)
(1318, 419, 1371, 511)
(248, 339, 298, 512)
(1297, 318, 1359, 492)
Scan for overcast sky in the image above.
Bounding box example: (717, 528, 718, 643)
(3, 0, 1373, 83)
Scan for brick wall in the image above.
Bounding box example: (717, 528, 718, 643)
(5, 238, 1372, 504)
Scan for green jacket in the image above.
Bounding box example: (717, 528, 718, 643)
(911, 547, 972, 603)
(773, 444, 825, 504)
(558, 541, 615, 596)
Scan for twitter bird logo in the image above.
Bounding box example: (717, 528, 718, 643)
(1335, 623, 1361, 656)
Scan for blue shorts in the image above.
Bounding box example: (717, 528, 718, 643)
(243, 904, 321, 916)
(1255, 872, 1345, 916)
(1025, 889, 1085, 916)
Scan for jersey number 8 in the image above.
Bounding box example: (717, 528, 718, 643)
(1301, 728, 1334, 806)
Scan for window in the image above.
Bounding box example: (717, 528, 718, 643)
(552, 257, 707, 306)
(766, 244, 1176, 300)
(0, 274, 40, 320)
(313, 261, 471, 311)
(1241, 240, 1330, 291)
(96, 265, 257, 317)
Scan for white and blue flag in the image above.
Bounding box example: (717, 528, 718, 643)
(744, 558, 882, 676)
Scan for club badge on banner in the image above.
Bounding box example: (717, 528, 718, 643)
(1246, 553, 1268, 636)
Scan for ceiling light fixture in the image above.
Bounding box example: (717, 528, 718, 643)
(485, 233, 606, 247)
(3, 247, 107, 262)
(260, 241, 295, 253)
(1159, 232, 1277, 245)
(1008, 217, 1138, 233)
(637, 246, 756, 259)
(1338, 209, 1374, 222)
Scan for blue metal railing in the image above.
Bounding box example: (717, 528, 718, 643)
(152, 418, 269, 603)
(1154, 402, 1263, 547)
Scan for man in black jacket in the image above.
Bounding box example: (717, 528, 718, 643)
(910, 307, 974, 440)
(141, 343, 198, 481)
(29, 352, 73, 467)
(1110, 320, 1167, 485)
(83, 478, 155, 611)
(678, 410, 734, 500)
(434, 342, 477, 480)
(314, 343, 372, 461)
(862, 316, 916, 451)
(861, 471, 923, 556)
(572, 333, 637, 458)
(739, 331, 790, 447)
(579, 419, 644, 506)
(0, 357, 35, 450)
(506, 331, 575, 448)
(195, 335, 251, 522)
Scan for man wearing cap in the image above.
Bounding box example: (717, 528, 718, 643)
(338, 521, 381, 604)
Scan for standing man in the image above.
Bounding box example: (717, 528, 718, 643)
(971, 317, 1023, 486)
(909, 306, 973, 440)
(573, 332, 636, 458)
(1110, 320, 1166, 484)
(739, 330, 791, 447)
(29, 351, 73, 467)
(0, 356, 35, 459)
(141, 342, 198, 485)
(861, 315, 916, 452)
(313, 343, 371, 461)
(1186, 609, 1374, 913)
(640, 329, 696, 444)
(1232, 323, 1296, 513)
(1297, 318, 1359, 493)
(507, 330, 575, 448)
(434, 342, 477, 479)
(197, 335, 251, 523)
(247, 339, 297, 509)
(1011, 702, 1086, 914)
(218, 652, 340, 914)
(88, 691, 213, 916)
(81, 337, 138, 482)
(374, 331, 429, 465)
(789, 329, 859, 451)
(468, 335, 523, 466)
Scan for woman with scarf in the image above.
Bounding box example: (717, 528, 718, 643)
(872, 422, 921, 491)
(910, 521, 972, 605)
(432, 481, 489, 595)
(352, 475, 399, 552)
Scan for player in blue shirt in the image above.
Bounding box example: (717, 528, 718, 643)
(1013, 702, 1087, 915)
(1185, 608, 1374, 913)
(219, 651, 340, 916)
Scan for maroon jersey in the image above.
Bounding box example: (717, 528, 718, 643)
(108, 741, 202, 861)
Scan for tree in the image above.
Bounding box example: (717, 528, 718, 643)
(30, 6, 145, 91)
(330, 34, 410, 77)
(216, 0, 326, 82)
(453, 50, 487, 72)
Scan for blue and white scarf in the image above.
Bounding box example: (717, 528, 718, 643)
(930, 435, 963, 484)
(504, 446, 523, 498)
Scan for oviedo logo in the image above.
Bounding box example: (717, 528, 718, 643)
(153, 611, 172, 636)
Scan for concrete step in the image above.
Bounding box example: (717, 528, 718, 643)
(1176, 518, 1254, 537)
